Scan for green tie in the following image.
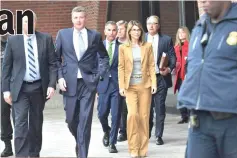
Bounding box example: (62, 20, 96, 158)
(108, 42, 113, 65)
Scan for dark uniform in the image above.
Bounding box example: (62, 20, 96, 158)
(178, 3, 237, 158)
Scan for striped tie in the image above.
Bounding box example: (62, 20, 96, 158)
(27, 38, 37, 80)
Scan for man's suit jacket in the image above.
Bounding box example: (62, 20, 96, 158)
(118, 42, 157, 90)
(1, 31, 57, 102)
(145, 33, 176, 88)
(97, 40, 120, 94)
(55, 28, 109, 96)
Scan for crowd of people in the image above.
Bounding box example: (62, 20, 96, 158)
(1, 1, 237, 158)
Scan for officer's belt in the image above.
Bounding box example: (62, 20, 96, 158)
(210, 111, 235, 120)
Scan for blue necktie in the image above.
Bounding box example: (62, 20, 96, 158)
(27, 38, 37, 80)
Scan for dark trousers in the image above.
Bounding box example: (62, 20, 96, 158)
(186, 111, 237, 158)
(13, 81, 45, 157)
(64, 79, 96, 158)
(180, 108, 189, 119)
(119, 97, 127, 135)
(149, 74, 168, 138)
(1, 92, 13, 142)
(97, 81, 122, 144)
(177, 78, 189, 119)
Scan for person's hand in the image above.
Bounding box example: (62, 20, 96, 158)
(119, 89, 126, 97)
(151, 86, 157, 94)
(160, 67, 171, 76)
(4, 92, 12, 105)
(176, 62, 181, 70)
(58, 78, 67, 91)
(46, 87, 55, 99)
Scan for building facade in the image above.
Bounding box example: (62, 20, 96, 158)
(2, 1, 199, 41)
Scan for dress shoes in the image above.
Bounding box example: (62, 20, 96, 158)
(102, 131, 110, 147)
(117, 133, 127, 142)
(156, 137, 164, 145)
(177, 118, 189, 124)
(1, 141, 13, 157)
(108, 144, 118, 153)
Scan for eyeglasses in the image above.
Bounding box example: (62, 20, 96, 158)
(147, 22, 158, 25)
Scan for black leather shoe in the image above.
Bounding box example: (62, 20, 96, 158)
(117, 133, 127, 142)
(156, 137, 164, 145)
(1, 141, 13, 157)
(109, 144, 118, 153)
(103, 131, 110, 147)
(177, 118, 189, 124)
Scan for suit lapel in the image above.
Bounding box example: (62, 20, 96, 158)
(35, 31, 43, 63)
(111, 42, 118, 66)
(87, 29, 93, 48)
(69, 28, 78, 60)
(19, 36, 26, 69)
(80, 29, 94, 60)
(145, 33, 148, 42)
(103, 40, 106, 48)
(158, 34, 163, 61)
(140, 44, 146, 64)
(126, 45, 133, 64)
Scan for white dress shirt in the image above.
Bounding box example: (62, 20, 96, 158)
(147, 33, 159, 74)
(23, 34, 41, 81)
(73, 27, 88, 78)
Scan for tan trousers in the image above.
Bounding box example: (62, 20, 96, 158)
(125, 84, 152, 156)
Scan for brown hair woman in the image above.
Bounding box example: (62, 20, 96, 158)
(118, 20, 157, 158)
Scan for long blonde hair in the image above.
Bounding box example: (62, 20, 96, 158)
(126, 20, 145, 46)
(175, 26, 190, 46)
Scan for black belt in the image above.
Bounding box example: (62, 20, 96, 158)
(23, 79, 41, 84)
(193, 110, 236, 120)
(77, 78, 83, 81)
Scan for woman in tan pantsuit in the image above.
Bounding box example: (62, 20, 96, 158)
(118, 20, 157, 158)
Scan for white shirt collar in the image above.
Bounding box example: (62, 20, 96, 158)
(23, 33, 36, 40)
(106, 39, 116, 45)
(73, 27, 87, 35)
(148, 33, 158, 39)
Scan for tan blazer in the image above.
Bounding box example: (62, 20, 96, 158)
(118, 42, 157, 90)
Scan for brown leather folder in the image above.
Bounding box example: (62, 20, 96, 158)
(159, 52, 168, 70)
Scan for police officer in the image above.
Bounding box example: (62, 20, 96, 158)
(1, 23, 13, 157)
(178, 1, 237, 158)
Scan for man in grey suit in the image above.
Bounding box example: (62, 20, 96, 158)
(146, 15, 176, 145)
(55, 6, 109, 158)
(2, 14, 57, 157)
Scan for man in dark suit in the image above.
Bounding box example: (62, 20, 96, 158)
(2, 14, 57, 157)
(97, 21, 121, 153)
(116, 20, 128, 142)
(1, 22, 13, 157)
(145, 15, 176, 145)
(55, 6, 109, 158)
